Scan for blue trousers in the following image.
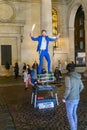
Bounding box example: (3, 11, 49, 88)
(65, 100, 79, 130)
(38, 50, 51, 73)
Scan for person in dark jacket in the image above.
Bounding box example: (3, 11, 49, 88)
(54, 67, 61, 83)
(22, 63, 26, 73)
(30, 29, 61, 74)
(14, 62, 19, 79)
(5, 62, 10, 77)
(62, 63, 84, 130)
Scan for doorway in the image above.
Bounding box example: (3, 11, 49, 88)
(74, 5, 85, 66)
(1, 45, 12, 65)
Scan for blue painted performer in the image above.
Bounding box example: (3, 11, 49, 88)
(30, 29, 61, 74)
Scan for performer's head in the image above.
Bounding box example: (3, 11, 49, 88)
(41, 29, 47, 37)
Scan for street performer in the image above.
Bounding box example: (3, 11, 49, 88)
(30, 29, 61, 74)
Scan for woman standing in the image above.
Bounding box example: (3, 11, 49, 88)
(62, 63, 84, 130)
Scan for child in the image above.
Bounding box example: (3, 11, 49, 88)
(30, 65, 37, 86)
(23, 68, 34, 90)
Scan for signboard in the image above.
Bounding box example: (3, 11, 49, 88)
(38, 102, 54, 109)
(76, 52, 86, 65)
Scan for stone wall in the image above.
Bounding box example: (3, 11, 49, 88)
(0, 0, 87, 76)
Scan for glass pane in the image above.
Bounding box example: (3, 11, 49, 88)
(1, 45, 12, 65)
(80, 29, 83, 37)
(80, 17, 83, 25)
(80, 41, 83, 49)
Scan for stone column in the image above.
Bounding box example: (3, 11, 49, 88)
(83, 19, 87, 77)
(40, 0, 53, 72)
(17, 36, 22, 75)
(85, 19, 87, 66)
(41, 0, 52, 35)
(68, 27, 75, 62)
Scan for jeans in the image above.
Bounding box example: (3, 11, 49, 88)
(65, 99, 79, 130)
(38, 50, 51, 73)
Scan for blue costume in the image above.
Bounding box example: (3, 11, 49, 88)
(31, 35, 57, 73)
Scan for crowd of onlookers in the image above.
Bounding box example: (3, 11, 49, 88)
(22, 60, 75, 89)
(4, 60, 75, 89)
(54, 60, 75, 83)
(5, 61, 19, 78)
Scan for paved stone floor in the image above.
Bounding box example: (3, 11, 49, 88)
(0, 75, 87, 130)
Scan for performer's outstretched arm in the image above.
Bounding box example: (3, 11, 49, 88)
(56, 33, 61, 39)
(29, 31, 39, 41)
(48, 33, 61, 41)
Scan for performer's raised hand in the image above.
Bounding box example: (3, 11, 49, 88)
(30, 24, 35, 37)
(62, 98, 66, 103)
(32, 24, 35, 31)
(56, 33, 61, 39)
(30, 31, 33, 37)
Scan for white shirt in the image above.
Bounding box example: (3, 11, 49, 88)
(40, 37, 46, 50)
(23, 71, 28, 82)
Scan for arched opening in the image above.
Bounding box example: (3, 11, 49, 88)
(74, 5, 86, 66)
(68, 3, 86, 72)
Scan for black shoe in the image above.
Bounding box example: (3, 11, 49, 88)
(24, 87, 28, 90)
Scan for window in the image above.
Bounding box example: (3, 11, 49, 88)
(52, 8, 58, 36)
(74, 5, 85, 66)
(1, 45, 12, 65)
